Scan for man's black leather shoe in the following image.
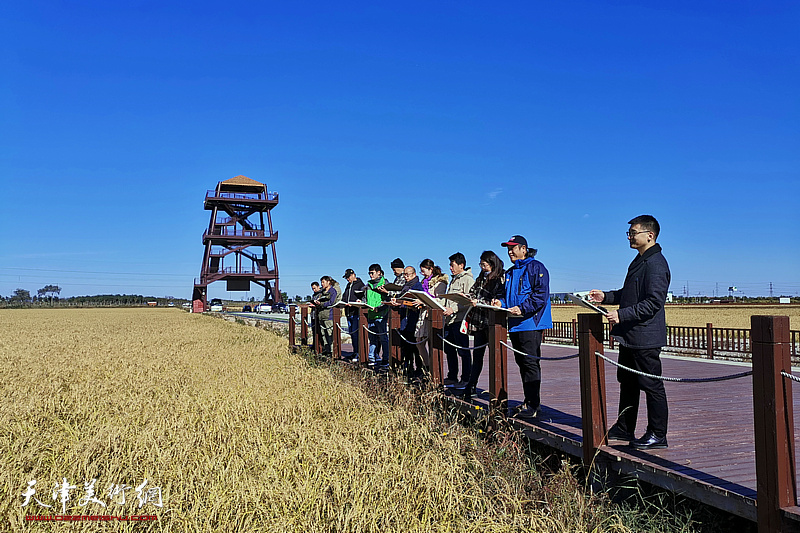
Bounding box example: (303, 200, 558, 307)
(607, 425, 634, 442)
(631, 431, 668, 449)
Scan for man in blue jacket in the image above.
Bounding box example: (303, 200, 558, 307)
(492, 235, 552, 419)
(589, 215, 671, 449)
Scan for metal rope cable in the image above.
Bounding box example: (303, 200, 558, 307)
(393, 329, 429, 346)
(595, 351, 753, 383)
(362, 324, 389, 336)
(500, 341, 581, 361)
(436, 333, 488, 351)
(781, 371, 800, 384)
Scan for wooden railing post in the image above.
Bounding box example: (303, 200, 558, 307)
(358, 307, 369, 365)
(487, 309, 508, 419)
(332, 307, 342, 360)
(429, 309, 444, 385)
(289, 305, 296, 351)
(300, 305, 309, 346)
(706, 323, 714, 359)
(578, 313, 607, 465)
(389, 306, 402, 369)
(572, 318, 578, 346)
(313, 309, 321, 354)
(752, 315, 796, 533)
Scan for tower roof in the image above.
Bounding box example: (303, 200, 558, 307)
(219, 175, 266, 192)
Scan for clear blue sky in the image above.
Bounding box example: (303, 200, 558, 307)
(2, 1, 798, 301)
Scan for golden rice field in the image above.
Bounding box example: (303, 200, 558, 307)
(552, 304, 800, 330)
(2, 308, 657, 533)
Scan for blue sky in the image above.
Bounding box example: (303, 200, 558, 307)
(2, 1, 798, 301)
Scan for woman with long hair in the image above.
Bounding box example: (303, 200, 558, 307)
(458, 251, 505, 400)
(318, 275, 338, 356)
(415, 258, 448, 373)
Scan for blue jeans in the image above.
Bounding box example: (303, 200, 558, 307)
(347, 313, 360, 357)
(368, 317, 390, 365)
(444, 322, 471, 382)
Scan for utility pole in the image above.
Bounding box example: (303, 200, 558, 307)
(769, 282, 773, 298)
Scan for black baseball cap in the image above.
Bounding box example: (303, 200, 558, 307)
(501, 235, 528, 248)
(343, 268, 355, 279)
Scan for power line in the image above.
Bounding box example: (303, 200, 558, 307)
(0, 267, 191, 278)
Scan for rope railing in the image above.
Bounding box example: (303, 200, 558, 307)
(595, 351, 753, 383)
(500, 341, 581, 361)
(363, 325, 389, 336)
(436, 333, 488, 351)
(393, 329, 429, 345)
(781, 371, 800, 384)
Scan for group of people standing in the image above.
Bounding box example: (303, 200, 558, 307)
(307, 215, 672, 450)
(310, 234, 555, 422)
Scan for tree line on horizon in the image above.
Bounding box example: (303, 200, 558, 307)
(1, 287, 185, 308)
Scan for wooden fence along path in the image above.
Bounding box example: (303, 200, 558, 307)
(545, 320, 800, 361)
(288, 306, 799, 533)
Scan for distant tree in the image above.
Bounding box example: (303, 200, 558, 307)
(12, 288, 31, 304)
(294, 295, 302, 303)
(280, 291, 288, 303)
(37, 285, 62, 305)
(304, 295, 312, 302)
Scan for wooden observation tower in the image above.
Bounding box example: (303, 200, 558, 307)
(192, 176, 280, 311)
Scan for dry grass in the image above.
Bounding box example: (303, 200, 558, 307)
(2, 308, 743, 532)
(1, 308, 642, 532)
(552, 304, 800, 329)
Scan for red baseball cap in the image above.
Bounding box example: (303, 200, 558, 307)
(501, 235, 528, 248)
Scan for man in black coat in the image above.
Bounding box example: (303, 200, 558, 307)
(396, 266, 424, 377)
(589, 214, 671, 449)
(342, 269, 366, 361)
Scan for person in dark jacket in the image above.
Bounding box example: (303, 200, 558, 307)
(589, 214, 671, 450)
(456, 250, 505, 400)
(394, 266, 424, 378)
(342, 269, 366, 360)
(310, 281, 322, 347)
(318, 276, 338, 356)
(492, 235, 552, 420)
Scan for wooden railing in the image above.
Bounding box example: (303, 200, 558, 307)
(206, 190, 278, 202)
(543, 320, 799, 361)
(289, 306, 798, 532)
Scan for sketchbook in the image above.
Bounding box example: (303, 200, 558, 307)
(567, 293, 608, 315)
(405, 290, 446, 311)
(439, 292, 512, 312)
(334, 301, 375, 309)
(381, 283, 405, 292)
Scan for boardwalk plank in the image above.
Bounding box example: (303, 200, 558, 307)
(339, 338, 799, 519)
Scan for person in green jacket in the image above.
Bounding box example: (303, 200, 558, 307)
(366, 263, 390, 369)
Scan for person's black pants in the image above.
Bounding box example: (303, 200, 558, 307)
(615, 345, 669, 438)
(400, 324, 419, 370)
(509, 329, 542, 408)
(466, 328, 489, 389)
(444, 323, 471, 382)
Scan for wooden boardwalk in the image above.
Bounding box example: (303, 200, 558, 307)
(338, 339, 800, 523)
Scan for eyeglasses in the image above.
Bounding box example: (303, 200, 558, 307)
(368, 271, 378, 275)
(626, 230, 651, 238)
